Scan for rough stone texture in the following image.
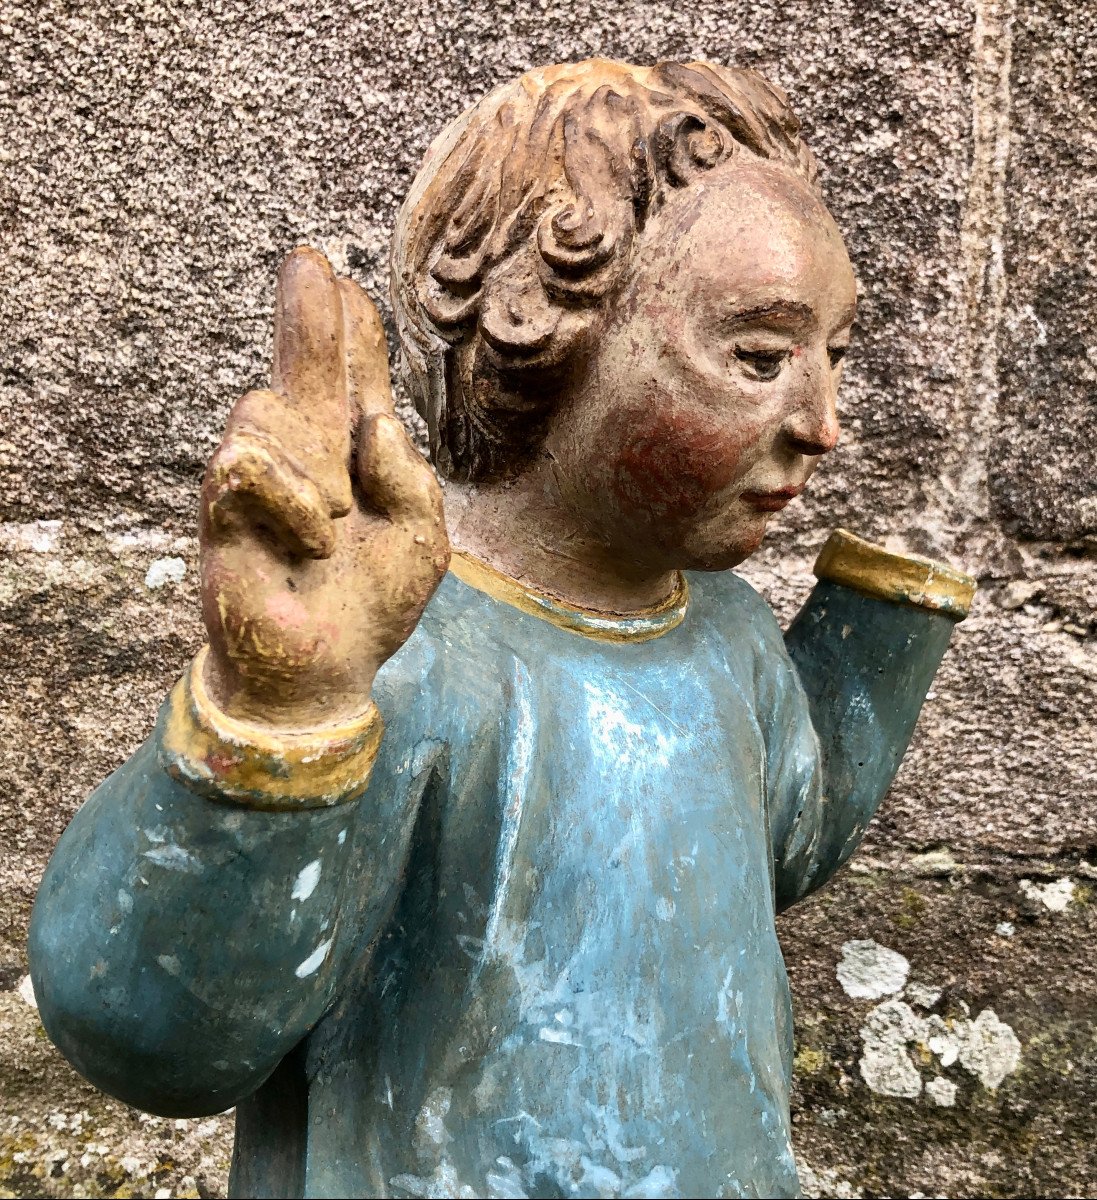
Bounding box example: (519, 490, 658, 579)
(2, 2, 1094, 1197)
(991, 0, 1097, 542)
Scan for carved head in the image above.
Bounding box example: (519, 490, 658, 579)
(393, 58, 856, 570)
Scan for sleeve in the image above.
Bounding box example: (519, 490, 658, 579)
(765, 530, 976, 912)
(27, 639, 439, 1117)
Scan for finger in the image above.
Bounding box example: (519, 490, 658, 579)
(204, 433, 335, 559)
(356, 413, 444, 527)
(338, 276, 395, 420)
(225, 388, 352, 518)
(271, 247, 349, 439)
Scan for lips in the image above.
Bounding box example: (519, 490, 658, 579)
(740, 485, 804, 512)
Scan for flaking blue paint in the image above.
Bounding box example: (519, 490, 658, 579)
(28, 567, 961, 1199)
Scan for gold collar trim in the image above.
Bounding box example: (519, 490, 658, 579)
(448, 551, 689, 643)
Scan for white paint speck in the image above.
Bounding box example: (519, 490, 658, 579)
(717, 965, 745, 1027)
(144, 556, 187, 589)
(996, 921, 1016, 937)
(538, 1026, 583, 1047)
(142, 843, 202, 873)
(294, 939, 332, 978)
(486, 1155, 528, 1199)
(17, 974, 37, 1010)
(389, 1162, 475, 1199)
(837, 939, 910, 999)
(1020, 877, 1075, 912)
(291, 859, 322, 901)
(623, 1165, 678, 1198)
(415, 1086, 453, 1150)
(157, 954, 182, 977)
(337, 828, 347, 845)
(925, 1076, 958, 1107)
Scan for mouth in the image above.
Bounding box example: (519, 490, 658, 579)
(739, 485, 804, 513)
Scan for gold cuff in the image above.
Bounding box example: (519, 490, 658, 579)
(814, 529, 977, 621)
(159, 647, 384, 810)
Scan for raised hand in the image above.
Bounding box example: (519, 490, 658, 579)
(198, 247, 449, 730)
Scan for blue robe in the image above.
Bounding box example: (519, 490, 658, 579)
(28, 554, 963, 1199)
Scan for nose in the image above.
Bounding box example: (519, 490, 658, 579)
(782, 370, 840, 457)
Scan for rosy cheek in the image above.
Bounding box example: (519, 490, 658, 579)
(607, 400, 754, 517)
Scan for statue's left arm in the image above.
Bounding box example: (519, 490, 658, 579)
(765, 530, 976, 912)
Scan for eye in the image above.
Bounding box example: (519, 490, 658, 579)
(734, 347, 786, 382)
(828, 345, 848, 370)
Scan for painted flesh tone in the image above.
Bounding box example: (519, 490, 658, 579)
(30, 59, 976, 1200)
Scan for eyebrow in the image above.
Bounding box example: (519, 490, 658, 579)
(728, 301, 816, 326)
(727, 300, 859, 334)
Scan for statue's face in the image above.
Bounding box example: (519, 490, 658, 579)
(544, 158, 858, 573)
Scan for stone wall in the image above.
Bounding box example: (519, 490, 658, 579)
(2, 2, 1094, 1196)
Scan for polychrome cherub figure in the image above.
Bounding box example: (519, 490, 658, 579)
(29, 60, 975, 1200)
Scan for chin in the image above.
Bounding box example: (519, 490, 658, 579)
(669, 515, 768, 573)
(674, 535, 766, 573)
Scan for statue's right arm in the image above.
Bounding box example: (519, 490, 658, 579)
(27, 249, 450, 1117)
(26, 688, 429, 1118)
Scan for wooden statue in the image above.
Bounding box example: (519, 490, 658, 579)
(29, 59, 975, 1200)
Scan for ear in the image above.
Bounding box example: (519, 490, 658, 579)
(655, 113, 729, 188)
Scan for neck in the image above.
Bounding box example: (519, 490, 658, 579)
(443, 459, 678, 614)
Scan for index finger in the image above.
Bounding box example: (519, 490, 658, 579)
(271, 247, 347, 429)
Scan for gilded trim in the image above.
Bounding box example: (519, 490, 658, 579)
(448, 551, 689, 643)
(814, 529, 977, 620)
(160, 647, 384, 810)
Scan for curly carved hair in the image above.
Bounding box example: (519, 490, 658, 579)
(391, 58, 819, 482)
